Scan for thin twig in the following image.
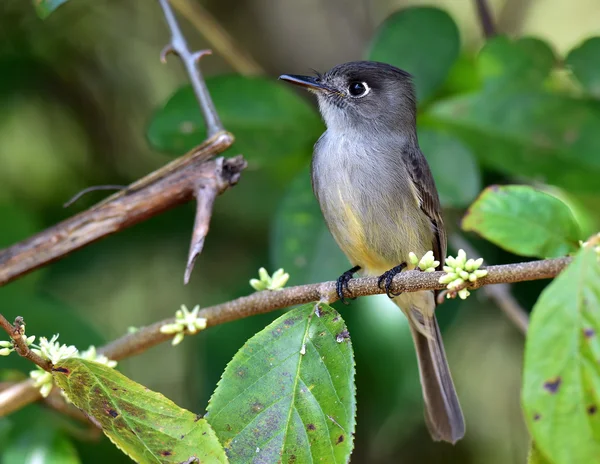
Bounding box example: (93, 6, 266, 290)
(63, 185, 127, 208)
(0, 315, 52, 371)
(474, 0, 496, 38)
(0, 255, 571, 417)
(170, 0, 264, 76)
(158, 0, 223, 137)
(450, 234, 529, 334)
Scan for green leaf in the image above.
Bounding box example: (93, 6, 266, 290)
(2, 425, 80, 464)
(34, 0, 69, 19)
(206, 303, 356, 463)
(566, 37, 600, 98)
(522, 245, 600, 464)
(417, 129, 481, 207)
(270, 166, 348, 285)
(52, 359, 228, 464)
(528, 442, 553, 464)
(368, 7, 460, 102)
(478, 36, 555, 90)
(462, 185, 580, 258)
(428, 91, 600, 192)
(147, 75, 323, 179)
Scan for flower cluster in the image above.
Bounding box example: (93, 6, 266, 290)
(409, 251, 440, 272)
(249, 268, 290, 291)
(0, 335, 35, 357)
(439, 249, 488, 300)
(160, 304, 207, 346)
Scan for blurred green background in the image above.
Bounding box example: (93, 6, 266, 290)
(1, 0, 600, 462)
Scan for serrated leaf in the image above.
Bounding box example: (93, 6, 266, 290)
(417, 129, 481, 207)
(368, 7, 460, 102)
(566, 37, 600, 98)
(147, 75, 323, 179)
(270, 166, 348, 285)
(428, 91, 600, 192)
(478, 36, 555, 91)
(522, 246, 600, 464)
(34, 0, 69, 19)
(462, 185, 580, 258)
(52, 359, 228, 464)
(206, 303, 356, 463)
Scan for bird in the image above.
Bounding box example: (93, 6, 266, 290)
(279, 61, 465, 444)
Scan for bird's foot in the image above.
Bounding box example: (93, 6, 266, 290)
(336, 266, 361, 305)
(377, 263, 407, 298)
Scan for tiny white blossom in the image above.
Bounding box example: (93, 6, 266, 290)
(250, 267, 290, 291)
(79, 345, 117, 368)
(32, 334, 78, 364)
(408, 251, 440, 272)
(0, 347, 13, 356)
(30, 368, 53, 398)
(439, 249, 488, 300)
(160, 305, 207, 347)
(0, 340, 13, 348)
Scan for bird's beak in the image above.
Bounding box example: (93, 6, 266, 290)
(278, 74, 333, 93)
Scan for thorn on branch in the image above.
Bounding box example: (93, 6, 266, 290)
(158, 0, 223, 137)
(474, 0, 497, 38)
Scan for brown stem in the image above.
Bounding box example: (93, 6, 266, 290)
(0, 255, 572, 417)
(0, 315, 52, 371)
(0, 133, 245, 287)
(474, 0, 497, 38)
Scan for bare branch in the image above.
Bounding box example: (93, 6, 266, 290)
(474, 0, 496, 38)
(0, 315, 52, 371)
(158, 0, 223, 137)
(0, 134, 245, 287)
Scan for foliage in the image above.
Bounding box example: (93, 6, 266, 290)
(0, 1, 598, 464)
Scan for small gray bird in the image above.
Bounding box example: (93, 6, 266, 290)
(279, 61, 465, 443)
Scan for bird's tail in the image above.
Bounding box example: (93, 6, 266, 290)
(407, 308, 465, 444)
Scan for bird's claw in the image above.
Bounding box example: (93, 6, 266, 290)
(377, 263, 407, 298)
(336, 266, 360, 305)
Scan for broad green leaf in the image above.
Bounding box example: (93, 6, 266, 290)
(34, 0, 68, 19)
(428, 91, 600, 192)
(206, 303, 356, 463)
(52, 359, 228, 464)
(417, 129, 481, 207)
(522, 246, 600, 464)
(478, 36, 555, 90)
(2, 425, 80, 464)
(528, 442, 553, 464)
(270, 166, 348, 285)
(147, 75, 323, 179)
(368, 7, 460, 102)
(566, 37, 600, 98)
(462, 185, 580, 258)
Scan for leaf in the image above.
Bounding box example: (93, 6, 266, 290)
(34, 0, 69, 19)
(147, 75, 323, 179)
(522, 246, 600, 464)
(270, 166, 348, 285)
(528, 442, 553, 464)
(428, 90, 600, 192)
(206, 303, 356, 463)
(2, 425, 81, 464)
(52, 359, 228, 464)
(566, 37, 600, 98)
(368, 7, 460, 102)
(478, 36, 556, 91)
(462, 185, 580, 258)
(417, 129, 481, 207)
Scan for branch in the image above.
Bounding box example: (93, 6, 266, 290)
(0, 256, 571, 417)
(0, 135, 245, 287)
(474, 0, 496, 38)
(450, 234, 529, 334)
(0, 315, 52, 371)
(170, 0, 264, 76)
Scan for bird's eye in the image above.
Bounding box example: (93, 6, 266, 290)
(348, 81, 369, 97)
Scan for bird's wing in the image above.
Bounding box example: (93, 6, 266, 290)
(407, 147, 447, 269)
